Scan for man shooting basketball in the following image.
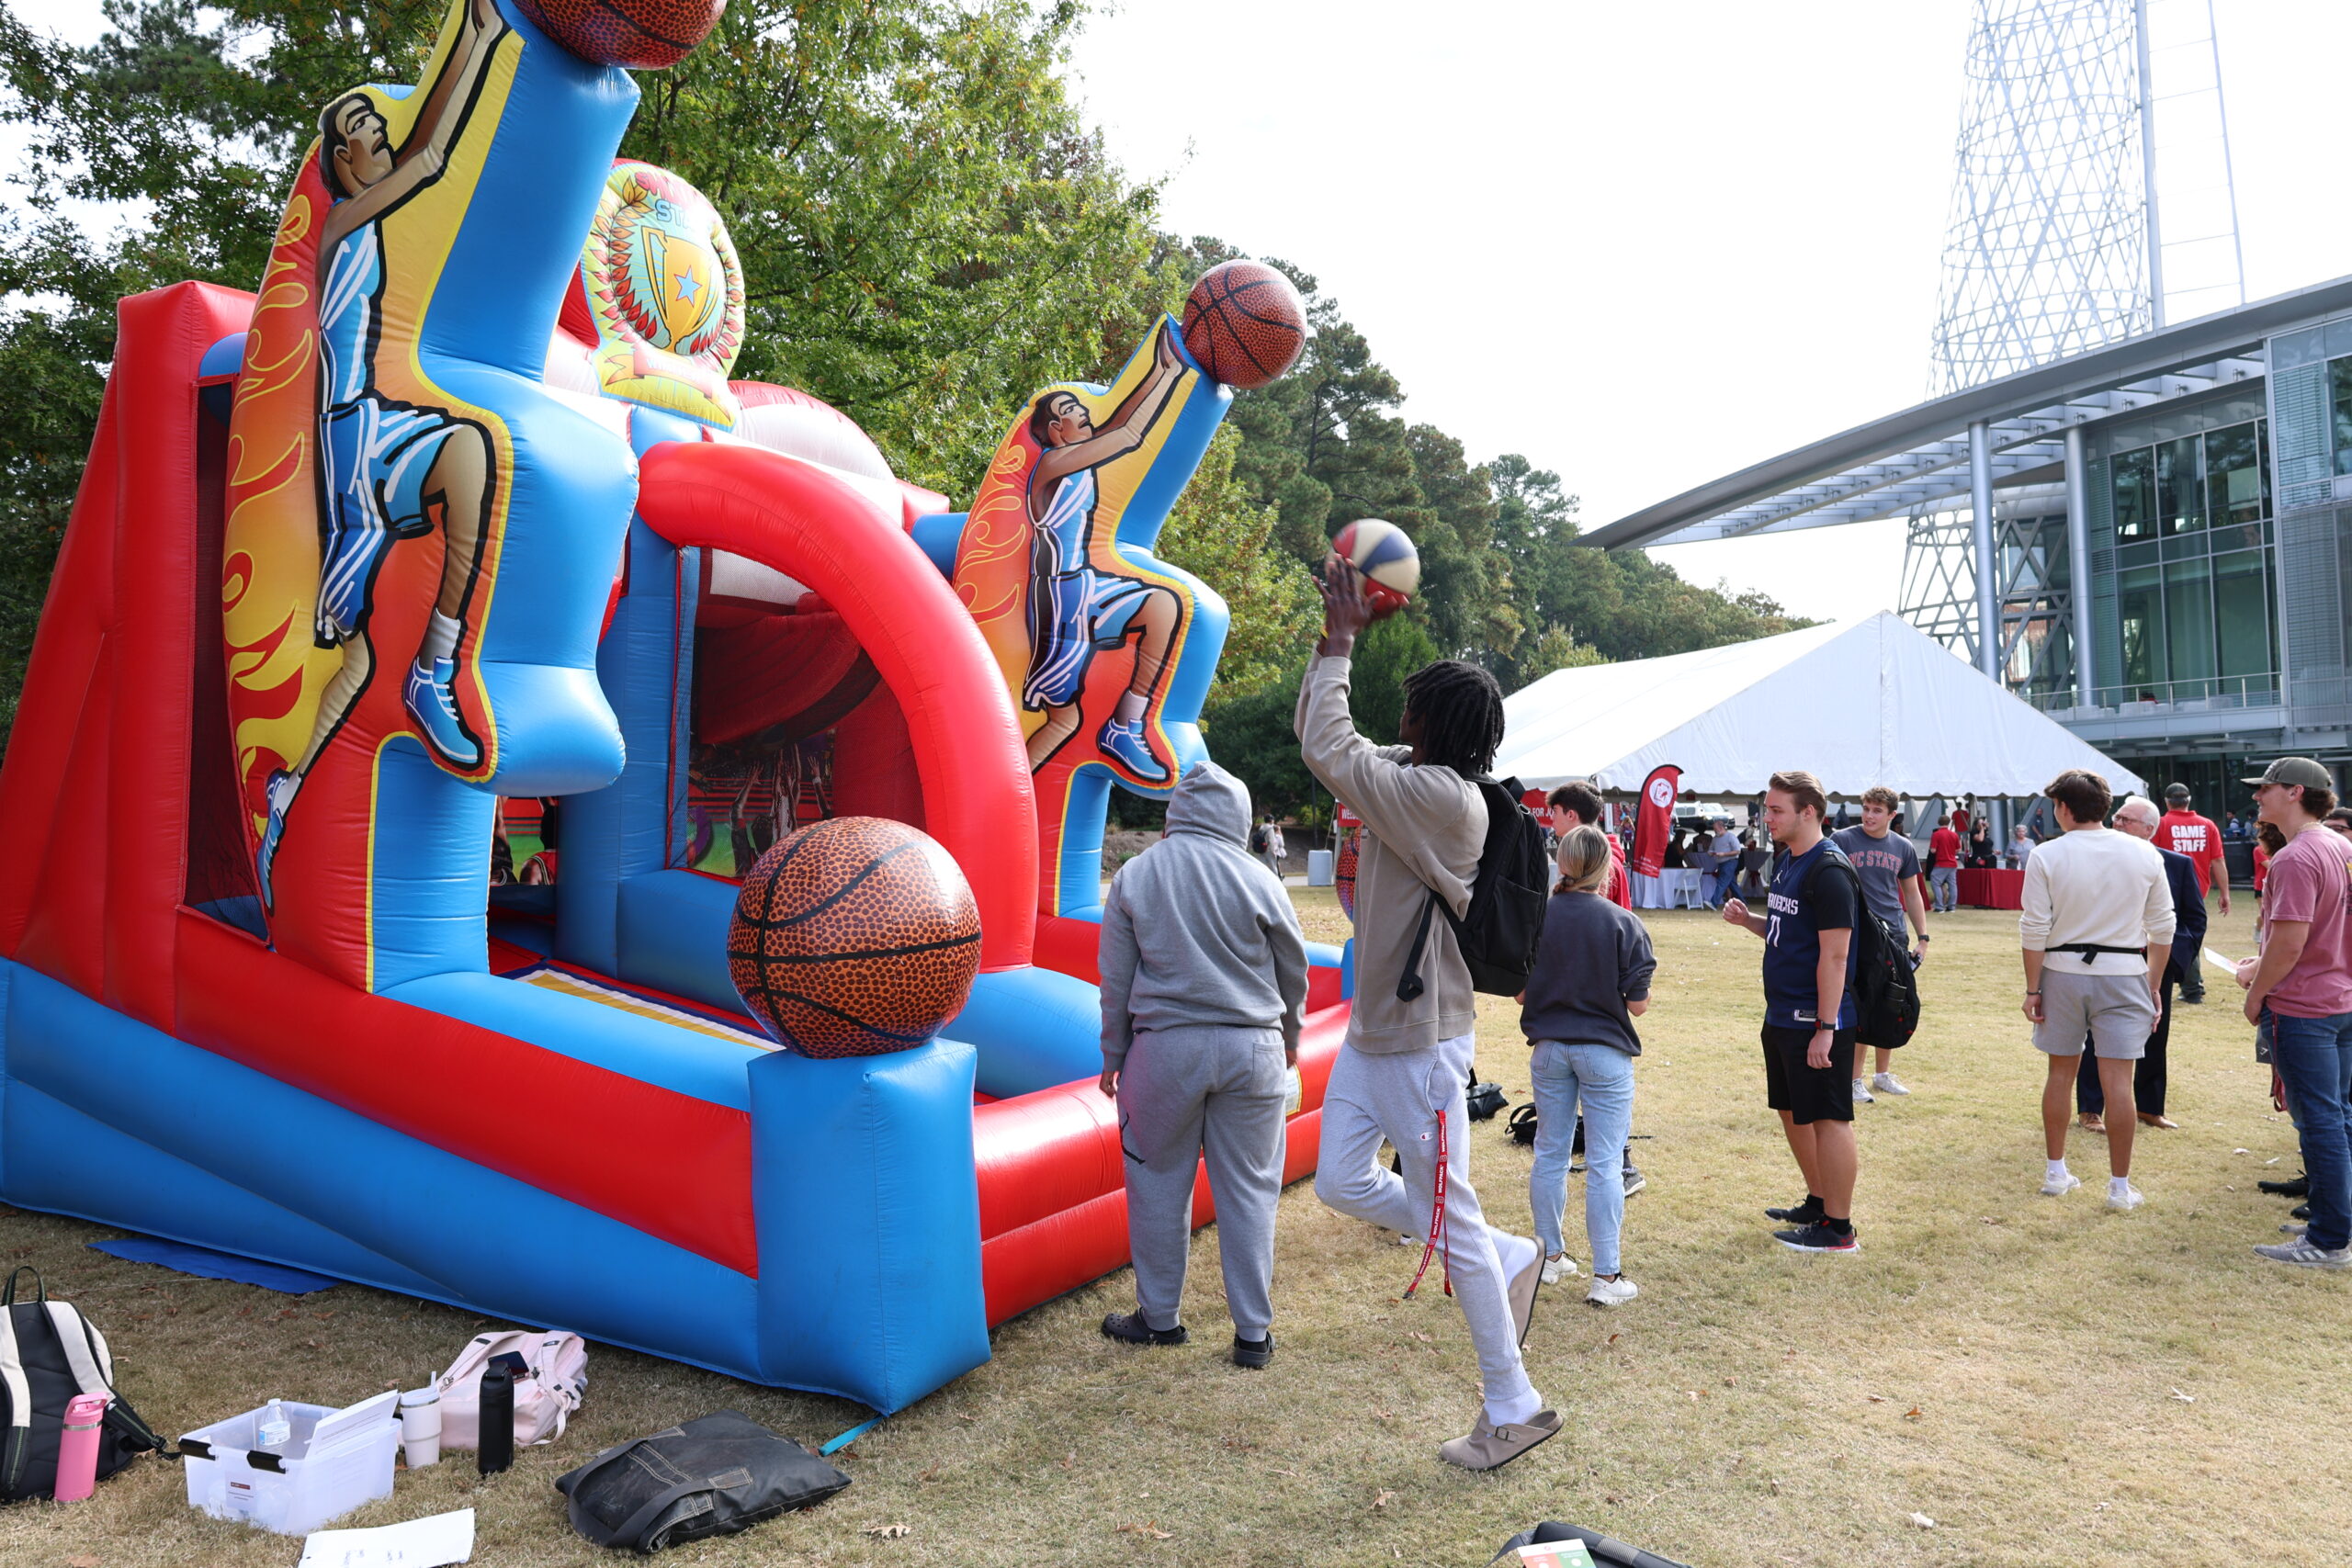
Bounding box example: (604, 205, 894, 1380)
(256, 0, 508, 907)
(1019, 323, 1189, 784)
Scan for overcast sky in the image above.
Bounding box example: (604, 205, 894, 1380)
(1068, 0, 2352, 623)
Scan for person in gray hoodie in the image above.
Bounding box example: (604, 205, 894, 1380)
(1098, 760, 1309, 1368)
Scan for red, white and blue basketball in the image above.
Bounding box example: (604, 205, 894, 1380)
(1330, 518, 1420, 612)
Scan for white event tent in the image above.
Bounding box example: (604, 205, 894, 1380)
(1495, 611, 2143, 800)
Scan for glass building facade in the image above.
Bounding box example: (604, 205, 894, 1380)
(2080, 392, 2277, 711)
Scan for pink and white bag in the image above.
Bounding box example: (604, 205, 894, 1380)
(433, 1328, 586, 1450)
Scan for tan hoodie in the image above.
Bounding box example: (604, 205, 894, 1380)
(1294, 655, 1486, 1054)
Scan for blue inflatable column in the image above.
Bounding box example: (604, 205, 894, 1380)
(749, 1040, 989, 1412)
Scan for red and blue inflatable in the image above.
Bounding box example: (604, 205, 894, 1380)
(0, 0, 1347, 1414)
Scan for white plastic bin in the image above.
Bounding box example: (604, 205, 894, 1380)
(181, 1391, 399, 1536)
(1306, 849, 1334, 886)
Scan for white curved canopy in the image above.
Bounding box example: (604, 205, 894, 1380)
(1496, 611, 2144, 799)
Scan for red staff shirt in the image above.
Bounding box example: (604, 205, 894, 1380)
(1605, 833, 1632, 910)
(2157, 809, 2226, 894)
(1929, 828, 1961, 869)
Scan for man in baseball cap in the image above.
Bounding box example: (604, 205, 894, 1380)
(2235, 758, 2352, 1269)
(2155, 782, 2229, 998)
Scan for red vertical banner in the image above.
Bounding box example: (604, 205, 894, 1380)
(1630, 764, 1680, 879)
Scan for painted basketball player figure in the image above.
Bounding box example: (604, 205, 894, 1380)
(1021, 323, 1189, 784)
(255, 0, 508, 907)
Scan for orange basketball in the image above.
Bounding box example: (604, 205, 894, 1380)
(516, 0, 725, 69)
(728, 817, 982, 1058)
(1180, 261, 1307, 389)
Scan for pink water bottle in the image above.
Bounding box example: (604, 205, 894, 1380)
(53, 1392, 109, 1502)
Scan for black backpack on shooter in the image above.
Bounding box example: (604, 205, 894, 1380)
(1397, 774, 1550, 1000)
(0, 1266, 164, 1501)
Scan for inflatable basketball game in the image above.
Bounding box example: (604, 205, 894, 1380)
(0, 0, 1343, 1414)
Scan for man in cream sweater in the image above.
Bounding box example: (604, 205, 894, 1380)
(1295, 558, 1552, 1472)
(2020, 769, 2176, 1211)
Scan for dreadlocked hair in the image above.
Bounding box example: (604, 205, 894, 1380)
(1401, 660, 1505, 778)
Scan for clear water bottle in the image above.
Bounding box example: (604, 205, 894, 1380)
(256, 1398, 291, 1452)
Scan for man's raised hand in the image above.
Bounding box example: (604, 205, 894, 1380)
(1721, 897, 1749, 926)
(1316, 557, 1389, 657)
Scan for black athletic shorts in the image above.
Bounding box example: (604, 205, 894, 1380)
(1760, 1023, 1857, 1125)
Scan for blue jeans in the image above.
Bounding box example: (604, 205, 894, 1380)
(2268, 1010, 2352, 1251)
(1528, 1042, 1635, 1275)
(1708, 860, 1739, 906)
(1929, 866, 1958, 911)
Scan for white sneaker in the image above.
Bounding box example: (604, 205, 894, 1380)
(1851, 1077, 1875, 1103)
(1540, 1253, 1580, 1285)
(2107, 1182, 2145, 1213)
(2040, 1170, 2082, 1198)
(1587, 1276, 1639, 1307)
(1872, 1072, 1910, 1096)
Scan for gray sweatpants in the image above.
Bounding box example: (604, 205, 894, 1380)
(1314, 1032, 1540, 1422)
(1116, 1024, 1287, 1339)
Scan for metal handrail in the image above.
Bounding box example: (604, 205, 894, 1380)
(2023, 671, 2282, 713)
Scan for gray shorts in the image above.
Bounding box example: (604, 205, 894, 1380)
(2033, 969, 2154, 1060)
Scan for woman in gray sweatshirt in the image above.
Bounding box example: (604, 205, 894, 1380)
(1521, 825, 1656, 1308)
(1098, 761, 1308, 1367)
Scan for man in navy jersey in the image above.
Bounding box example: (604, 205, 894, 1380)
(1724, 768, 1862, 1253)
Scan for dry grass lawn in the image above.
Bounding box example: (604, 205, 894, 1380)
(5, 890, 2346, 1566)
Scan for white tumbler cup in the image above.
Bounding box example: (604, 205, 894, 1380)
(399, 1386, 442, 1468)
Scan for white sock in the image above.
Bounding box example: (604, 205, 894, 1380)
(422, 611, 462, 665)
(2046, 1159, 2070, 1182)
(2109, 1175, 2133, 1196)
(1486, 1386, 1544, 1428)
(1113, 690, 1146, 725)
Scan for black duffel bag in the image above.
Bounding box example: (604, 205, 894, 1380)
(555, 1410, 850, 1554)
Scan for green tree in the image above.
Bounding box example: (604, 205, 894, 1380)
(0, 0, 1180, 741)
(1152, 423, 1317, 704)
(621, 0, 1182, 492)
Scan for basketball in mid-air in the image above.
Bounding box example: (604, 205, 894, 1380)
(1180, 261, 1307, 389)
(516, 0, 726, 70)
(728, 817, 982, 1058)
(1329, 518, 1420, 612)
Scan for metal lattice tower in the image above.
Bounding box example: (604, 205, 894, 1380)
(1907, 0, 2243, 689)
(1928, 0, 2152, 397)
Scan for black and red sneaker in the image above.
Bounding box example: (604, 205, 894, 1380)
(1773, 1221, 1859, 1254)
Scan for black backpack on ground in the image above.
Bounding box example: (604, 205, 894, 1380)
(1804, 847, 1921, 1050)
(556, 1409, 850, 1554)
(1398, 774, 1549, 1000)
(1506, 1103, 1540, 1145)
(0, 1266, 165, 1502)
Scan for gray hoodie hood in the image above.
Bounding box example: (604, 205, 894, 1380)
(1096, 759, 1310, 1066)
(1164, 760, 1252, 847)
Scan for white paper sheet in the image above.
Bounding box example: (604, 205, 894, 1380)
(298, 1508, 475, 1567)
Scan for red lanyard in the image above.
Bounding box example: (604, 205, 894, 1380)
(1402, 1109, 1453, 1300)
